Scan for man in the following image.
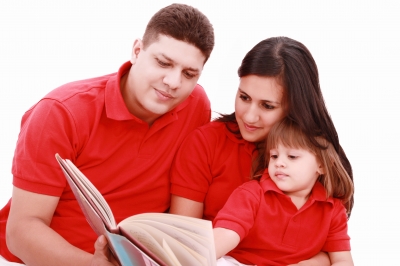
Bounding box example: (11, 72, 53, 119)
(0, 3, 214, 265)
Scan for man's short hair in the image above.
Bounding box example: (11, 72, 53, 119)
(143, 3, 214, 62)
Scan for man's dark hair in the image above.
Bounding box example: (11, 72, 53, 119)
(143, 3, 214, 62)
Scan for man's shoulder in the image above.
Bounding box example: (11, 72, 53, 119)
(172, 83, 211, 124)
(188, 83, 209, 105)
(44, 72, 116, 103)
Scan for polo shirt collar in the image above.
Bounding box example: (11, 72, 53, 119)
(260, 169, 334, 204)
(224, 122, 256, 154)
(105, 61, 137, 121)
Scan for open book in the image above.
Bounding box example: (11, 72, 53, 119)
(55, 154, 217, 266)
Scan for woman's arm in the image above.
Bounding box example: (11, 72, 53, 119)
(169, 195, 204, 218)
(329, 251, 354, 266)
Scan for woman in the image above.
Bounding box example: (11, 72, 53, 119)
(169, 36, 353, 265)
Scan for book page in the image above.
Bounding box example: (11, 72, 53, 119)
(119, 223, 176, 266)
(125, 219, 214, 266)
(131, 222, 204, 266)
(126, 213, 213, 238)
(106, 230, 162, 266)
(176, 241, 208, 266)
(55, 154, 117, 231)
(65, 158, 116, 228)
(162, 240, 182, 266)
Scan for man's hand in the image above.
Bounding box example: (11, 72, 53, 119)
(90, 235, 119, 266)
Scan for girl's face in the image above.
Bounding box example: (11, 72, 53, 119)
(235, 75, 286, 143)
(268, 143, 322, 199)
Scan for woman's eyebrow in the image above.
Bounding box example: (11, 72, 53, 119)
(238, 88, 281, 105)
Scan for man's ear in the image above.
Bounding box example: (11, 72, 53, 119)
(130, 39, 143, 65)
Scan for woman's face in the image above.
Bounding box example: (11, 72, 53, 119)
(235, 75, 286, 143)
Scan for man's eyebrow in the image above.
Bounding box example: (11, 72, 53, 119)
(160, 53, 200, 72)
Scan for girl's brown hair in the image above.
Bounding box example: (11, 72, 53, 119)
(255, 118, 354, 216)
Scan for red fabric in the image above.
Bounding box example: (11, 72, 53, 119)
(213, 172, 351, 266)
(170, 121, 256, 221)
(0, 62, 210, 262)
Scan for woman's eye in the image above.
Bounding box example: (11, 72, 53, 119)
(262, 103, 275, 110)
(239, 94, 250, 101)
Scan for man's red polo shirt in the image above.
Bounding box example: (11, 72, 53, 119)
(0, 62, 210, 262)
(214, 173, 350, 266)
(170, 121, 256, 221)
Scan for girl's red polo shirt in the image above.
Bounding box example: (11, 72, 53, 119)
(213, 175, 350, 265)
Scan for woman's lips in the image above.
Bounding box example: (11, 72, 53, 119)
(244, 123, 260, 132)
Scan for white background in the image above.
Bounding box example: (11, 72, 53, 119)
(1, 1, 399, 265)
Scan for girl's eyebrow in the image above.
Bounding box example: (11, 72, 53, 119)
(238, 88, 281, 105)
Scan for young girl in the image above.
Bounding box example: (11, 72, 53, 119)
(213, 118, 354, 266)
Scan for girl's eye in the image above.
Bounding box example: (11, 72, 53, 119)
(239, 94, 250, 101)
(288, 155, 298, 159)
(262, 103, 275, 110)
(156, 59, 169, 67)
(270, 154, 278, 159)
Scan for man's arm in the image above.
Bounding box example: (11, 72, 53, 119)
(169, 195, 204, 218)
(6, 187, 92, 266)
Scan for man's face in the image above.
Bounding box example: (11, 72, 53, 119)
(123, 34, 206, 125)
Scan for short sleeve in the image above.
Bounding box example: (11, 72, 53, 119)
(12, 98, 79, 196)
(170, 127, 214, 202)
(213, 181, 262, 240)
(322, 200, 351, 251)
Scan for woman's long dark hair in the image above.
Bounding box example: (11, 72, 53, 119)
(216, 37, 354, 217)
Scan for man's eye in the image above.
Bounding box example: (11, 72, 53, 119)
(184, 71, 196, 79)
(157, 59, 169, 67)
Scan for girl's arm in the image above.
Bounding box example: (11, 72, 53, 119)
(169, 195, 204, 218)
(213, 227, 240, 259)
(288, 252, 330, 266)
(329, 251, 354, 266)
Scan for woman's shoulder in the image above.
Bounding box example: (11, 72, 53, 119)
(195, 121, 235, 138)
